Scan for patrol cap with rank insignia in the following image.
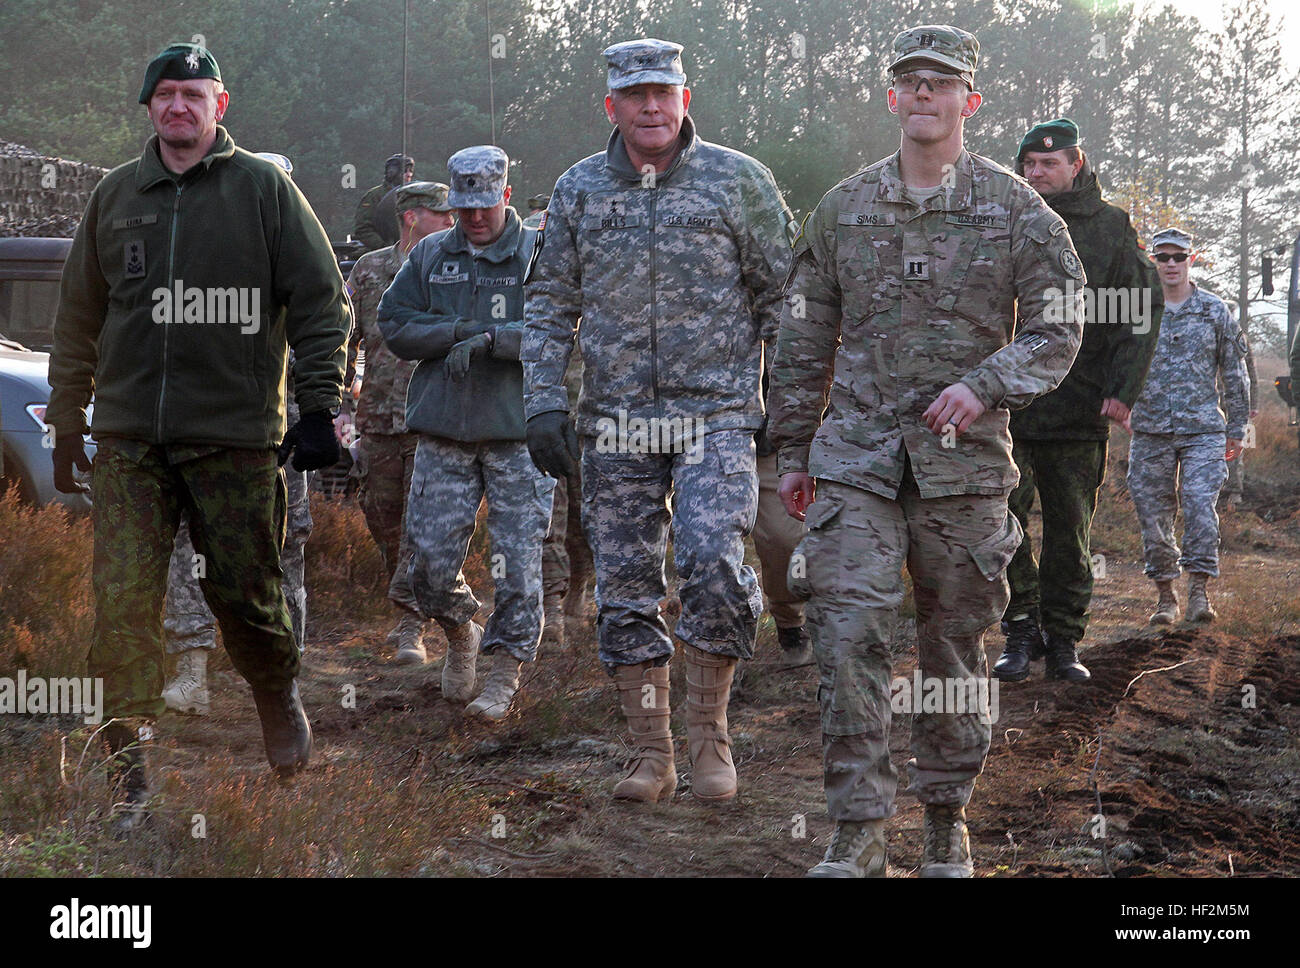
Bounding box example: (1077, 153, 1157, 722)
(1151, 227, 1193, 251)
(394, 181, 453, 213)
(447, 146, 508, 208)
(889, 25, 979, 87)
(138, 42, 222, 103)
(1017, 118, 1081, 162)
(603, 38, 687, 90)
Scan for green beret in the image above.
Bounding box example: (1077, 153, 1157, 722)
(1017, 118, 1081, 162)
(139, 43, 221, 104)
(394, 181, 452, 214)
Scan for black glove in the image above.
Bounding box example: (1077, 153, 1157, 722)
(526, 411, 579, 480)
(52, 432, 92, 494)
(444, 331, 493, 381)
(277, 409, 341, 471)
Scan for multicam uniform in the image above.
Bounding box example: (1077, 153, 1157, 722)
(522, 115, 795, 671)
(1128, 284, 1249, 579)
(347, 243, 422, 618)
(767, 149, 1083, 819)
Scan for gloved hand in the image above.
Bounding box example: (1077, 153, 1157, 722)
(277, 409, 340, 471)
(526, 411, 579, 479)
(52, 432, 92, 494)
(444, 331, 493, 381)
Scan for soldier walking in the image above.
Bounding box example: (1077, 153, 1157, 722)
(768, 26, 1083, 876)
(379, 147, 551, 720)
(523, 39, 795, 804)
(992, 119, 1163, 684)
(1127, 229, 1249, 623)
(347, 181, 455, 664)
(48, 44, 350, 831)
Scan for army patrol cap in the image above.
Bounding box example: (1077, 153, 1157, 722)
(603, 39, 686, 90)
(889, 25, 978, 86)
(527, 193, 550, 211)
(138, 43, 222, 103)
(447, 146, 509, 208)
(394, 181, 452, 213)
(1151, 227, 1193, 251)
(1018, 118, 1081, 162)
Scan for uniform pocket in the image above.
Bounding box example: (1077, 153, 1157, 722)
(965, 512, 1023, 582)
(788, 497, 841, 601)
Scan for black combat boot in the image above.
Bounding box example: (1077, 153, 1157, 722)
(777, 625, 815, 669)
(992, 614, 1044, 682)
(1043, 633, 1091, 683)
(252, 680, 312, 777)
(104, 720, 151, 838)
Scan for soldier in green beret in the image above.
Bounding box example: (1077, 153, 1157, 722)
(991, 119, 1164, 685)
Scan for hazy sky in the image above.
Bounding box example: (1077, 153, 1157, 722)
(1138, 0, 1297, 68)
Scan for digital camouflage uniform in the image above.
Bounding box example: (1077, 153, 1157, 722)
(379, 189, 553, 664)
(767, 148, 1084, 819)
(522, 114, 796, 671)
(1128, 284, 1249, 579)
(347, 242, 422, 616)
(1005, 163, 1163, 643)
(1221, 331, 1256, 500)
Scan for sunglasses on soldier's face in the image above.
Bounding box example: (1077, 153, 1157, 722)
(1152, 252, 1189, 263)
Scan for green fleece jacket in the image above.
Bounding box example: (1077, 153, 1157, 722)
(1010, 167, 1163, 441)
(49, 126, 350, 448)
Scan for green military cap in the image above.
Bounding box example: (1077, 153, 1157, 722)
(386, 153, 415, 167)
(1151, 227, 1193, 251)
(138, 43, 221, 104)
(889, 25, 978, 86)
(1017, 118, 1081, 162)
(394, 181, 452, 213)
(603, 38, 686, 90)
(527, 194, 550, 211)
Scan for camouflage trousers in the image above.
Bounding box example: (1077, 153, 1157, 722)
(541, 467, 595, 604)
(1128, 431, 1227, 580)
(356, 431, 420, 614)
(752, 452, 807, 629)
(1005, 439, 1107, 643)
(91, 439, 297, 720)
(579, 429, 762, 672)
(405, 435, 554, 662)
(792, 468, 1019, 821)
(1224, 447, 1245, 498)
(164, 467, 310, 653)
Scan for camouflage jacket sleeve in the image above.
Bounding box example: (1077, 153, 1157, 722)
(960, 201, 1084, 411)
(1216, 302, 1251, 439)
(376, 238, 466, 361)
(735, 162, 797, 344)
(521, 182, 579, 419)
(767, 204, 842, 475)
(1244, 337, 1258, 411)
(1103, 220, 1164, 408)
(48, 183, 110, 438)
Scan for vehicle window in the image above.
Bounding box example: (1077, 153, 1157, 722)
(0, 279, 61, 351)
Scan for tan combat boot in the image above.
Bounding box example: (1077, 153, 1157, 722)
(1186, 573, 1217, 623)
(441, 621, 482, 703)
(684, 645, 738, 803)
(466, 651, 523, 721)
(541, 593, 565, 650)
(920, 803, 973, 878)
(392, 612, 428, 665)
(162, 648, 209, 716)
(807, 820, 888, 877)
(1149, 580, 1179, 626)
(612, 662, 676, 803)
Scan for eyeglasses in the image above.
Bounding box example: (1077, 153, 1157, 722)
(894, 72, 967, 94)
(1152, 252, 1189, 263)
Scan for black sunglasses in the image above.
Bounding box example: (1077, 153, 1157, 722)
(1153, 252, 1189, 263)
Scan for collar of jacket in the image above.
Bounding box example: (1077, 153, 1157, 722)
(1166, 282, 1206, 315)
(875, 148, 975, 211)
(438, 206, 524, 263)
(604, 114, 699, 185)
(134, 125, 237, 191)
(1047, 164, 1105, 218)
